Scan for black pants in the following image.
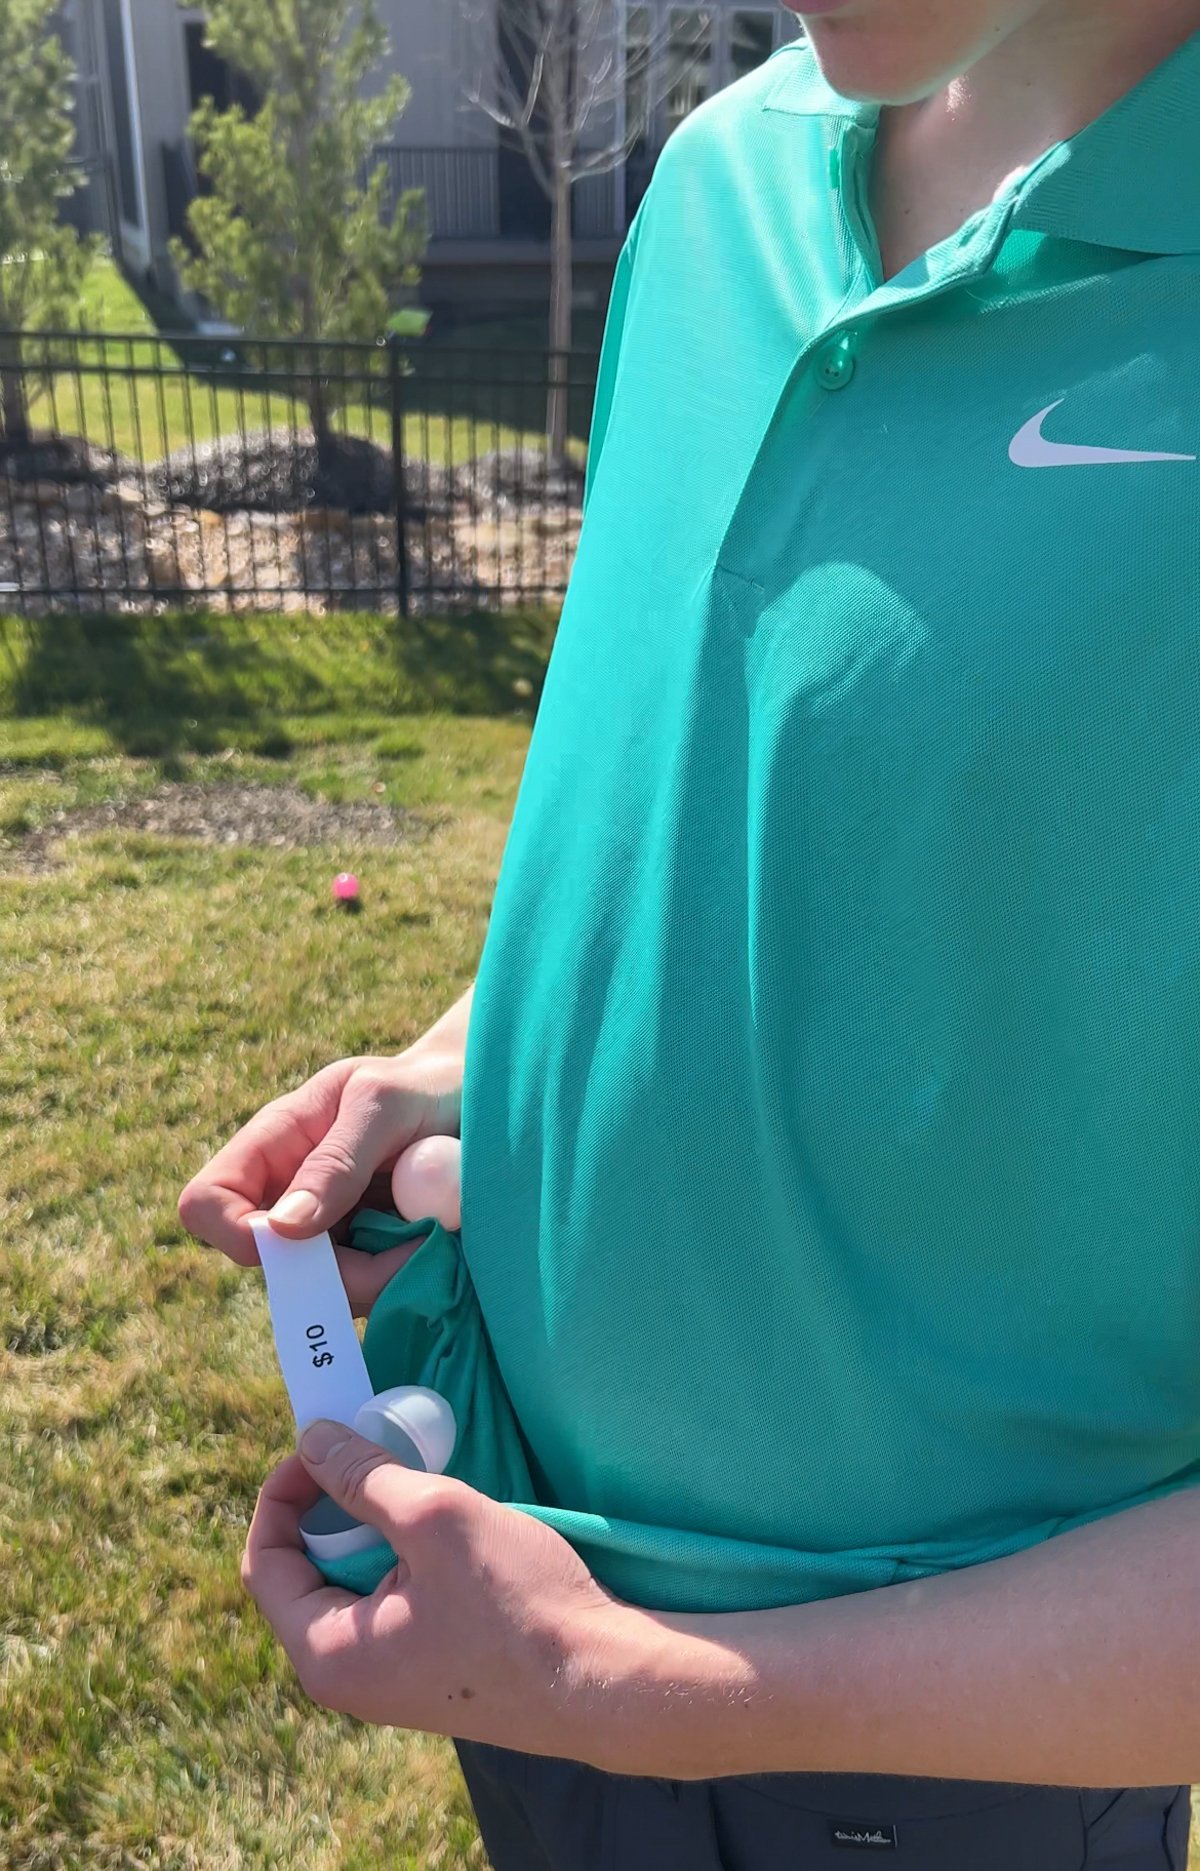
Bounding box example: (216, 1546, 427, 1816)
(455, 1742, 1191, 1870)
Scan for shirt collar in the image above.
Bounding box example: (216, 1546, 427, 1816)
(762, 30, 1200, 256)
(1010, 29, 1200, 255)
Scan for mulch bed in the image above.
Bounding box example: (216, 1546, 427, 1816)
(149, 434, 586, 518)
(0, 435, 131, 486)
(150, 432, 399, 516)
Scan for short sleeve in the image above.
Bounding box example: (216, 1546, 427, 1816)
(582, 200, 646, 518)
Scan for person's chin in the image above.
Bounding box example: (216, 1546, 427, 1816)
(803, 18, 953, 105)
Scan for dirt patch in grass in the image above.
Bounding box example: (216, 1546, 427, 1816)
(7, 780, 435, 871)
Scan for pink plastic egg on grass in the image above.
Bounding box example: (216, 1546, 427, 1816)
(332, 871, 359, 903)
(391, 1135, 462, 1231)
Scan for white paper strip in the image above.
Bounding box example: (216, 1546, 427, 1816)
(250, 1219, 376, 1433)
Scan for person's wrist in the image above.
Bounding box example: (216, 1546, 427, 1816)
(557, 1603, 769, 1780)
(549, 1601, 646, 1771)
(393, 1043, 463, 1137)
(552, 1602, 708, 1778)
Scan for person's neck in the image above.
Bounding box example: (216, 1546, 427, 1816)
(870, 1, 1200, 279)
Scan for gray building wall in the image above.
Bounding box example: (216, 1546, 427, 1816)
(127, 0, 193, 283)
(63, 0, 803, 311)
(373, 0, 497, 150)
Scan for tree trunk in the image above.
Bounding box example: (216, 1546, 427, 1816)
(306, 373, 335, 477)
(297, 297, 335, 478)
(546, 171, 572, 469)
(1, 360, 30, 454)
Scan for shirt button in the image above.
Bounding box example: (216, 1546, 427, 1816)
(815, 333, 857, 391)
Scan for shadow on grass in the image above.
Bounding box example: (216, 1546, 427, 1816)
(7, 613, 266, 760)
(396, 607, 557, 717)
(401, 308, 605, 448)
(4, 606, 558, 757)
(400, 358, 597, 453)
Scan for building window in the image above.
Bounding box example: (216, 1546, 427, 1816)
(729, 10, 776, 82)
(625, 4, 653, 145)
(184, 21, 260, 116)
(664, 8, 714, 142)
(622, 0, 803, 181)
(101, 0, 141, 227)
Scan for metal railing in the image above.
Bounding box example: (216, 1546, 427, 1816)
(375, 146, 634, 243)
(0, 329, 599, 617)
(158, 142, 639, 251)
(377, 146, 500, 241)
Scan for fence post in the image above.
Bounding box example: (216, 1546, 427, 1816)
(387, 330, 411, 618)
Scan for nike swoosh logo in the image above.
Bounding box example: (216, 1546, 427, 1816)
(1009, 399, 1197, 468)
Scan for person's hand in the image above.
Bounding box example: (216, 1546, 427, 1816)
(177, 1051, 461, 1317)
(241, 1421, 630, 1761)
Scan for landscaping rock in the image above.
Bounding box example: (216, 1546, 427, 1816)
(296, 506, 356, 538)
(470, 444, 585, 505)
(0, 448, 581, 615)
(149, 429, 397, 516)
(96, 480, 157, 519)
(8, 479, 69, 511)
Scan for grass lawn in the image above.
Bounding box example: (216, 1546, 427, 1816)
(0, 605, 557, 1869)
(3, 605, 1199, 1869)
(18, 259, 595, 470)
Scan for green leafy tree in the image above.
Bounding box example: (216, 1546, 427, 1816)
(172, 0, 427, 463)
(0, 0, 97, 449)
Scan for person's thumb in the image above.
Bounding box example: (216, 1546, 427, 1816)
(297, 1420, 456, 1549)
(266, 1080, 406, 1236)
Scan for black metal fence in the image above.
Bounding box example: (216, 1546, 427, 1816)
(0, 330, 599, 617)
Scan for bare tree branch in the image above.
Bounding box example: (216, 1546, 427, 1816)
(461, 2, 726, 188)
(455, 0, 727, 455)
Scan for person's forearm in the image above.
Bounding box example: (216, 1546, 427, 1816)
(400, 981, 474, 1132)
(581, 1486, 1200, 1788)
(408, 979, 475, 1064)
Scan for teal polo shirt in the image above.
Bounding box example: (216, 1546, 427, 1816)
(458, 33, 1200, 1614)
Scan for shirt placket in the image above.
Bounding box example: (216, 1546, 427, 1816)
(713, 130, 1027, 592)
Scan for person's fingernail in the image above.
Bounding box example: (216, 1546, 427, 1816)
(299, 1419, 350, 1463)
(269, 1191, 320, 1228)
